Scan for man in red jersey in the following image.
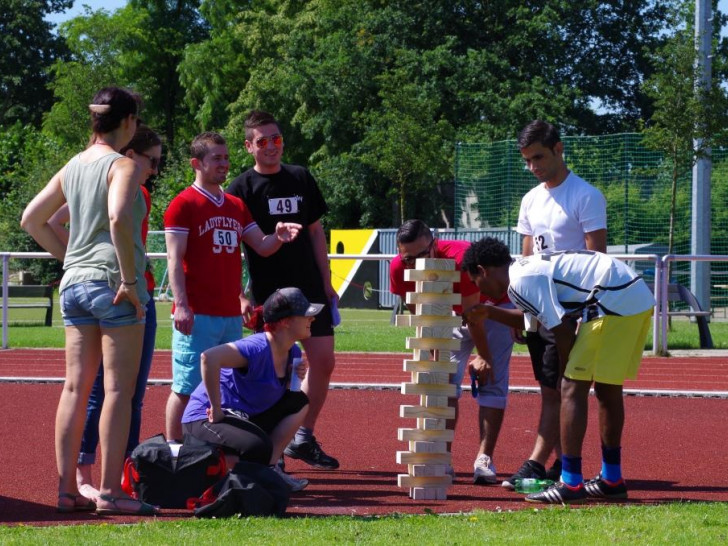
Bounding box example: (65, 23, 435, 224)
(164, 132, 301, 441)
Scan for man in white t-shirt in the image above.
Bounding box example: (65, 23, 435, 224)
(462, 238, 654, 504)
(504, 120, 607, 490)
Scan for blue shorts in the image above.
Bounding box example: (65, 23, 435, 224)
(451, 303, 515, 408)
(60, 281, 145, 328)
(172, 314, 243, 395)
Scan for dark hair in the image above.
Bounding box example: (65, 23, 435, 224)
(461, 237, 512, 275)
(244, 110, 281, 141)
(190, 131, 226, 161)
(120, 124, 161, 156)
(89, 87, 141, 135)
(517, 120, 561, 150)
(396, 219, 432, 245)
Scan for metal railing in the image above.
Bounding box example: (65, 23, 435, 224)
(0, 250, 696, 356)
(657, 255, 728, 355)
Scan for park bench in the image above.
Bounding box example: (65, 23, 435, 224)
(649, 282, 713, 349)
(0, 285, 54, 327)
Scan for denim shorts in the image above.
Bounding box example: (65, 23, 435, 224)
(60, 280, 145, 328)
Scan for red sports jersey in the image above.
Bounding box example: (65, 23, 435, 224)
(164, 184, 256, 316)
(141, 186, 155, 292)
(389, 239, 509, 314)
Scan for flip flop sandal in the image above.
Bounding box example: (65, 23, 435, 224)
(95, 494, 158, 516)
(57, 492, 97, 513)
(78, 484, 101, 501)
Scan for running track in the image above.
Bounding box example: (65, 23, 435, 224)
(0, 350, 726, 525)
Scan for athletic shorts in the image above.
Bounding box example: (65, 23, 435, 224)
(60, 280, 145, 328)
(525, 317, 578, 389)
(172, 314, 242, 395)
(182, 391, 309, 464)
(309, 299, 334, 337)
(450, 303, 515, 407)
(565, 309, 652, 385)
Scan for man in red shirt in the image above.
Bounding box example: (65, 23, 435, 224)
(390, 219, 515, 485)
(164, 132, 300, 441)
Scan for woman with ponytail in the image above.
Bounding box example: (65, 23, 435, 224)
(21, 87, 158, 515)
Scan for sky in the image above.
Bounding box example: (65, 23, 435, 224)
(45, 0, 128, 25)
(45, 0, 728, 34)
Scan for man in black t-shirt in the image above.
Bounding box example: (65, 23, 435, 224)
(227, 110, 339, 470)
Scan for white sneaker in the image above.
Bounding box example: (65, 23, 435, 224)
(273, 464, 309, 492)
(473, 454, 497, 485)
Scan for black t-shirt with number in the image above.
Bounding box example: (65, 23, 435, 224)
(227, 164, 329, 305)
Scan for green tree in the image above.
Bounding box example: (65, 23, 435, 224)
(0, 0, 72, 126)
(0, 123, 67, 283)
(641, 0, 728, 258)
(44, 1, 209, 149)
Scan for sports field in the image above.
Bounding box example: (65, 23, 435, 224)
(0, 349, 726, 530)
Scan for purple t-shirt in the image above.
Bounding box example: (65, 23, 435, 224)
(182, 333, 302, 423)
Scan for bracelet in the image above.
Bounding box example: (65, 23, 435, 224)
(121, 279, 138, 286)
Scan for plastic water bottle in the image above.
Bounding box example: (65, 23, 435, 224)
(289, 355, 303, 392)
(514, 478, 553, 493)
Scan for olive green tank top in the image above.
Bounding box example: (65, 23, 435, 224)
(59, 152, 149, 306)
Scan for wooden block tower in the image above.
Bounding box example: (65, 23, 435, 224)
(395, 257, 461, 500)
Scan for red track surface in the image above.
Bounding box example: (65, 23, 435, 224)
(0, 349, 726, 525)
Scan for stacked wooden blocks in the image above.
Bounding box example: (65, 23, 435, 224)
(395, 258, 462, 500)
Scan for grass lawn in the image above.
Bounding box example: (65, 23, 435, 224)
(3, 300, 728, 353)
(0, 503, 726, 543)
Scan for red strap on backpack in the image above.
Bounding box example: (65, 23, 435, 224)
(206, 449, 228, 478)
(121, 456, 140, 498)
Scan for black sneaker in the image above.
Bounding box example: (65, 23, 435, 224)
(584, 475, 628, 500)
(525, 481, 587, 504)
(502, 460, 546, 490)
(544, 459, 562, 482)
(284, 436, 340, 469)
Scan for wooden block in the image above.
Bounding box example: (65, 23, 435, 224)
(397, 474, 452, 488)
(396, 314, 462, 328)
(412, 348, 431, 360)
(406, 292, 461, 306)
(401, 382, 456, 397)
(410, 487, 448, 500)
(403, 360, 457, 374)
(422, 395, 449, 407)
(396, 451, 451, 465)
(408, 464, 447, 477)
(412, 372, 450, 385)
(400, 404, 455, 419)
(417, 417, 447, 430)
(406, 337, 461, 351)
(415, 281, 454, 294)
(409, 441, 447, 453)
(415, 258, 455, 271)
(405, 269, 460, 283)
(398, 428, 455, 442)
(418, 326, 454, 339)
(416, 303, 455, 316)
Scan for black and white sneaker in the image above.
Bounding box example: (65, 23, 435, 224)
(525, 481, 587, 504)
(584, 475, 628, 500)
(502, 459, 546, 490)
(284, 436, 340, 469)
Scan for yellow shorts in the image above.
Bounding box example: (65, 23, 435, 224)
(564, 309, 652, 385)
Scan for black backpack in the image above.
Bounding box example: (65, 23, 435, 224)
(122, 433, 227, 508)
(192, 461, 290, 518)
